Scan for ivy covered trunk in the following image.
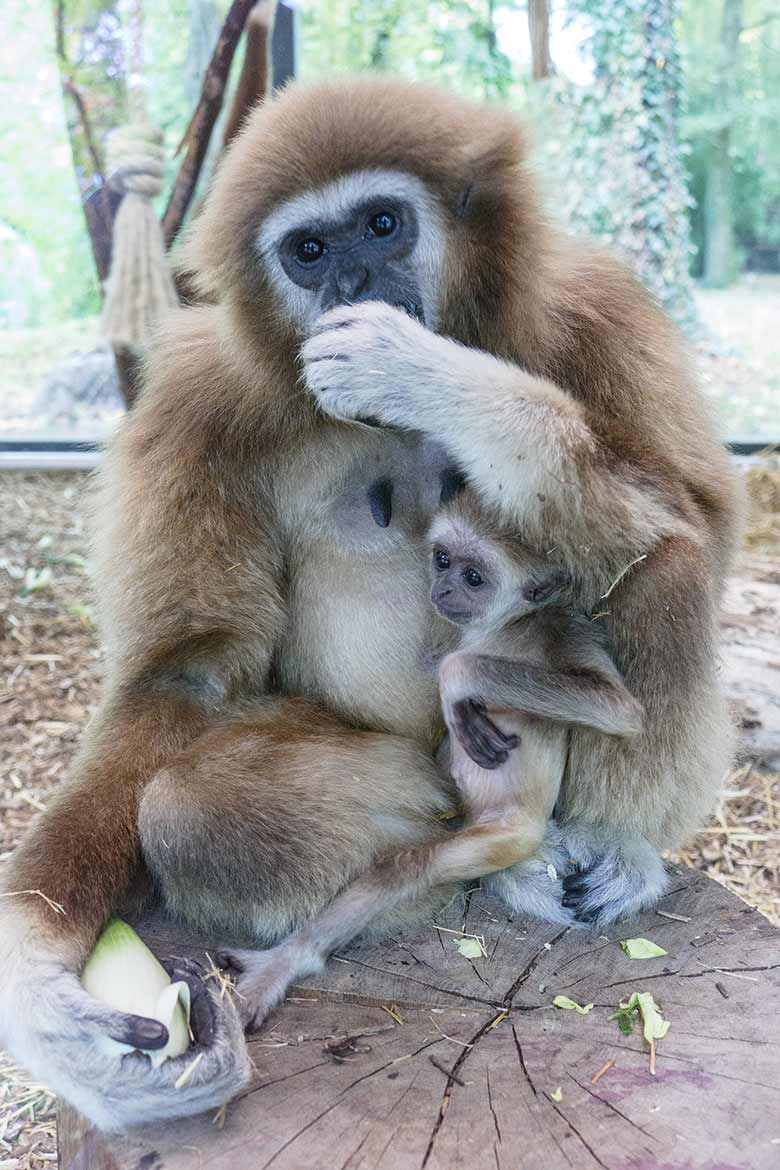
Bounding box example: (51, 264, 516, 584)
(563, 0, 697, 328)
(701, 0, 742, 289)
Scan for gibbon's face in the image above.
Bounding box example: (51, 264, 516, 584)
(430, 545, 498, 626)
(430, 534, 571, 627)
(257, 170, 447, 330)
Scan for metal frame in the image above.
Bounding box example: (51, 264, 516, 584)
(0, 435, 776, 473)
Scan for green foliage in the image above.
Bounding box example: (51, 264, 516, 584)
(3, 0, 776, 334)
(0, 1, 100, 324)
(682, 0, 780, 276)
(298, 0, 519, 100)
(536, 0, 697, 328)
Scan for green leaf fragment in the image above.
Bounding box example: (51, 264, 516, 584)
(611, 1010, 635, 1035)
(550, 1087, 563, 1102)
(628, 992, 670, 1044)
(609, 990, 670, 1069)
(22, 566, 53, 594)
(620, 937, 668, 959)
(454, 936, 486, 959)
(553, 995, 594, 1014)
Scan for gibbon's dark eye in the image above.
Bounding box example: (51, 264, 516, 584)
(464, 567, 484, 589)
(367, 211, 398, 238)
(296, 237, 326, 264)
(434, 550, 450, 571)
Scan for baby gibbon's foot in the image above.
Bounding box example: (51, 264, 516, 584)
(218, 940, 322, 1033)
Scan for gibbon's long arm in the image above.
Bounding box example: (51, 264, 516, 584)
(439, 651, 644, 744)
(6, 309, 288, 935)
(0, 314, 286, 1128)
(303, 301, 696, 581)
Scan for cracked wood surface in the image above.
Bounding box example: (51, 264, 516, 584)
(58, 867, 780, 1170)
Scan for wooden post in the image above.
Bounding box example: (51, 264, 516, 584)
(58, 868, 780, 1170)
(221, 1, 278, 152)
(161, 0, 261, 248)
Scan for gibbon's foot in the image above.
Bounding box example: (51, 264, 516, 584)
(560, 830, 670, 929)
(0, 924, 251, 1132)
(484, 821, 577, 928)
(218, 940, 321, 1033)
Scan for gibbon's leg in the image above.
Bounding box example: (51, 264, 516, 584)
(138, 702, 456, 947)
(440, 697, 577, 929)
(0, 697, 452, 1131)
(219, 698, 576, 1030)
(0, 694, 253, 1132)
(219, 809, 548, 1031)
(446, 655, 668, 927)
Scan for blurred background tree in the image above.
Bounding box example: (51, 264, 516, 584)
(683, 1, 780, 287)
(535, 0, 697, 326)
(0, 0, 778, 433)
(3, 0, 779, 324)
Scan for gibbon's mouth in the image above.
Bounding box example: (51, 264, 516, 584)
(439, 608, 473, 625)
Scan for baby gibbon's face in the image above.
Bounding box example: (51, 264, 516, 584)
(429, 545, 497, 625)
(429, 537, 569, 627)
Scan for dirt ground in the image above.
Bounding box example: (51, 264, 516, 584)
(1, 460, 779, 1166)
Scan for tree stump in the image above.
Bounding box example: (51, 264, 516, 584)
(58, 866, 780, 1170)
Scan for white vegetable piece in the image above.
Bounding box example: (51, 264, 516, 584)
(82, 918, 191, 1068)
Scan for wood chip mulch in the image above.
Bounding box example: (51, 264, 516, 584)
(1, 465, 779, 1170)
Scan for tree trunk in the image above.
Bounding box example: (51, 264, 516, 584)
(702, 0, 743, 288)
(162, 0, 259, 248)
(528, 0, 554, 81)
(221, 0, 278, 152)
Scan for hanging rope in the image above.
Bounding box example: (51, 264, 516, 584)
(101, 0, 177, 369)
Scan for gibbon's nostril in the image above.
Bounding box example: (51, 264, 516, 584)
(335, 262, 369, 299)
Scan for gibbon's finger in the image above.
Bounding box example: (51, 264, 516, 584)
(309, 303, 382, 335)
(63, 975, 169, 1050)
(107, 1013, 169, 1050)
(453, 699, 515, 769)
(163, 964, 218, 1048)
(215, 948, 249, 975)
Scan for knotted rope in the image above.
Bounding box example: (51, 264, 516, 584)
(101, 1, 177, 364)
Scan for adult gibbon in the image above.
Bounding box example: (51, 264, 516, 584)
(0, 77, 738, 1128)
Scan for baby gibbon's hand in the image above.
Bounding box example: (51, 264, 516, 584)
(450, 698, 519, 770)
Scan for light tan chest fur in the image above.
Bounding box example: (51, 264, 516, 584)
(273, 425, 457, 746)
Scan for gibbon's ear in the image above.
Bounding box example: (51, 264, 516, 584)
(454, 116, 530, 224)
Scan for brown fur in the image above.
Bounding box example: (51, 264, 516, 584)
(0, 77, 739, 1127)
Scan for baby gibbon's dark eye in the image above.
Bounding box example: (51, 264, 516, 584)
(296, 237, 326, 263)
(434, 550, 450, 571)
(367, 211, 397, 238)
(464, 567, 483, 588)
